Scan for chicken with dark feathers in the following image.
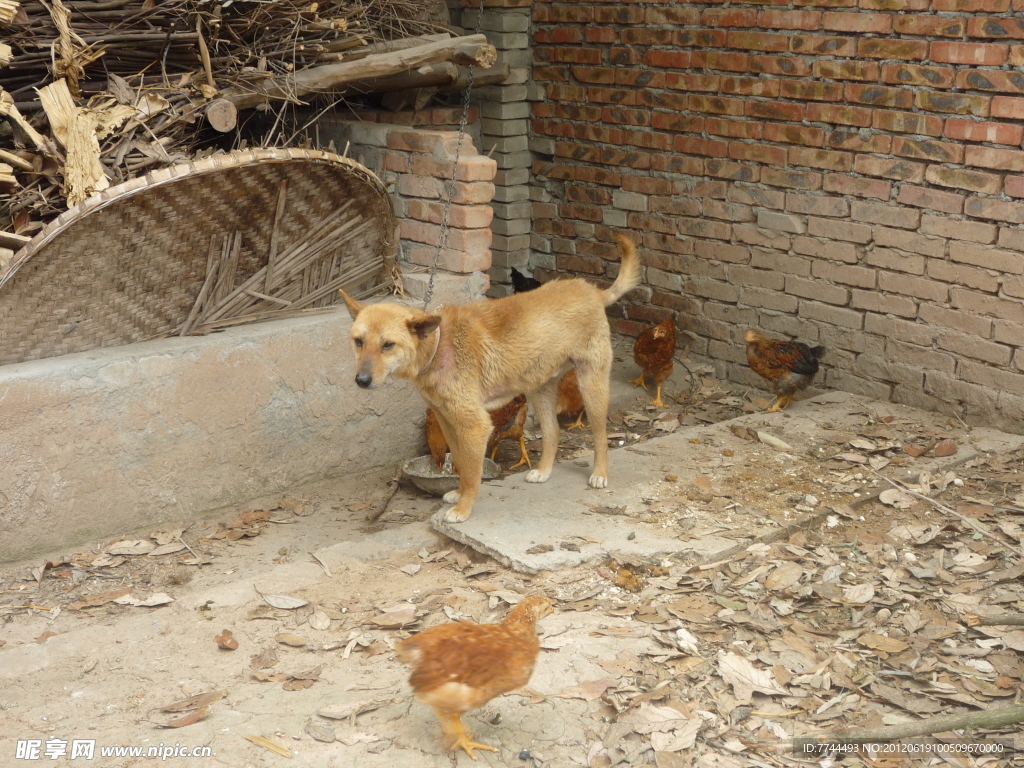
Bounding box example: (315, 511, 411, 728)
(510, 267, 542, 293)
(745, 329, 826, 412)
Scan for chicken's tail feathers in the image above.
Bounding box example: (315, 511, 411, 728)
(603, 234, 642, 306)
(810, 345, 827, 360)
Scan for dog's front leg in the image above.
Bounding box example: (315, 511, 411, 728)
(525, 379, 560, 484)
(443, 410, 492, 523)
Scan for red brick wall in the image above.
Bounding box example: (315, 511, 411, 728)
(529, 0, 1024, 430)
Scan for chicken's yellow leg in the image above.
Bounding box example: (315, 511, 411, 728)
(650, 383, 666, 409)
(628, 372, 647, 390)
(568, 411, 586, 430)
(435, 709, 497, 760)
(510, 436, 531, 470)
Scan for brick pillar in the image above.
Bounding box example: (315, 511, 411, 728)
(462, 0, 535, 296)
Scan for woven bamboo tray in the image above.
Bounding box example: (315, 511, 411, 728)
(0, 148, 396, 366)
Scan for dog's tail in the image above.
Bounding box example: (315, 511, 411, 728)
(602, 234, 642, 306)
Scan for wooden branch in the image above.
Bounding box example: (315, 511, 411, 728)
(778, 705, 1024, 753)
(316, 33, 449, 63)
(0, 230, 30, 249)
(365, 466, 403, 522)
(439, 62, 511, 92)
(340, 62, 458, 96)
(967, 613, 1024, 627)
(218, 34, 497, 111)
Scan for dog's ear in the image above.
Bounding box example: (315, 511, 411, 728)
(407, 314, 441, 339)
(338, 290, 364, 319)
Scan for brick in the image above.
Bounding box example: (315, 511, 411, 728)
(402, 219, 491, 251)
(407, 200, 494, 229)
(950, 243, 1024, 272)
(851, 200, 920, 229)
(951, 287, 1024, 322)
(991, 96, 1024, 119)
(643, 50, 691, 70)
(786, 275, 849, 304)
(762, 168, 824, 189)
(854, 155, 925, 182)
(643, 6, 700, 24)
(807, 103, 873, 127)
(927, 166, 1002, 195)
(703, 8, 758, 27)
(922, 215, 996, 243)
(749, 56, 812, 77)
(800, 300, 864, 328)
(691, 51, 752, 72)
(968, 16, 1024, 38)
(847, 83, 913, 109)
(865, 248, 926, 275)
(665, 73, 721, 93)
(965, 145, 1024, 172)
(865, 315, 932, 346)
(705, 118, 763, 140)
(747, 100, 806, 122)
(808, 216, 872, 243)
(998, 227, 1024, 250)
(888, 340, 956, 373)
(650, 196, 700, 217)
(956, 69, 1024, 94)
(879, 271, 949, 302)
(930, 41, 1008, 65)
(915, 91, 991, 117)
(721, 77, 781, 97)
(1013, 44, 1024, 66)
(781, 79, 845, 101)
(859, 0, 929, 8)
(870, 110, 944, 136)
(811, 260, 877, 288)
(729, 141, 788, 166)
(786, 193, 849, 217)
(704, 159, 760, 182)
(678, 216, 732, 240)
(728, 185, 786, 209)
(789, 146, 854, 172)
(695, 240, 750, 264)
(857, 39, 929, 61)
(757, 210, 806, 234)
(896, 184, 965, 214)
(741, 287, 800, 313)
(793, 237, 861, 263)
(938, 333, 1013, 365)
(729, 265, 786, 291)
(851, 289, 919, 317)
(790, 35, 857, 56)
(734, 223, 792, 250)
(814, 60, 879, 81)
(758, 9, 822, 29)
(965, 197, 1024, 223)
(874, 227, 944, 257)
(823, 174, 891, 199)
(894, 15, 965, 37)
(1004, 176, 1024, 198)
(672, 28, 728, 46)
(823, 11, 891, 33)
(919, 305, 993, 337)
(960, 361, 1024, 392)
(688, 95, 746, 117)
(727, 31, 790, 52)
(927, 259, 1001, 292)
(675, 136, 729, 158)
(824, 130, 892, 154)
(750, 250, 812, 276)
(893, 137, 965, 164)
(881, 63, 956, 89)
(704, 199, 756, 223)
(945, 118, 1024, 145)
(994, 320, 1024, 345)
(688, 278, 739, 303)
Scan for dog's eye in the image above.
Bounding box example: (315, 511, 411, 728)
(382, 341, 395, 351)
(354, 338, 364, 348)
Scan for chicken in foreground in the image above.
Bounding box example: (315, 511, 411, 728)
(628, 318, 677, 408)
(425, 396, 531, 472)
(510, 267, 542, 293)
(396, 596, 554, 759)
(745, 330, 826, 412)
(556, 369, 586, 429)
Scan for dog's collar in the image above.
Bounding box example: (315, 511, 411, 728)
(419, 325, 441, 375)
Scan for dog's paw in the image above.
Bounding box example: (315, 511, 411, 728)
(443, 506, 471, 523)
(442, 490, 461, 504)
(589, 474, 608, 489)
(525, 469, 551, 483)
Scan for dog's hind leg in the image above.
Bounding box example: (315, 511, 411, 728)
(442, 408, 493, 523)
(525, 378, 560, 484)
(575, 359, 611, 489)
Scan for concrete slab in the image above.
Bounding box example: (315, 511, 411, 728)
(0, 309, 424, 563)
(433, 391, 1024, 573)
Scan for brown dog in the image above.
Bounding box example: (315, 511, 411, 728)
(340, 235, 640, 522)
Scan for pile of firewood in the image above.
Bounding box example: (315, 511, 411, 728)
(0, 0, 499, 246)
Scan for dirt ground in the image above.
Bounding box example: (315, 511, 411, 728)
(1, 347, 1023, 768)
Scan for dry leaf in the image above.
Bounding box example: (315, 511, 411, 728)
(308, 610, 331, 631)
(259, 592, 309, 610)
(367, 607, 417, 628)
(275, 633, 306, 647)
(879, 489, 913, 509)
(717, 652, 788, 703)
(160, 705, 210, 728)
(858, 633, 909, 654)
(69, 588, 132, 610)
(114, 592, 174, 607)
(305, 723, 335, 742)
(106, 539, 156, 555)
(842, 583, 875, 604)
(933, 438, 957, 457)
(283, 678, 316, 691)
(765, 562, 803, 591)
(244, 735, 292, 758)
(148, 542, 186, 557)
(250, 647, 279, 670)
(214, 630, 238, 650)
(159, 690, 228, 713)
(551, 679, 615, 701)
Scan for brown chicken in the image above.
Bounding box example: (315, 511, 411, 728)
(396, 596, 554, 759)
(745, 330, 827, 412)
(556, 369, 586, 429)
(628, 318, 677, 408)
(425, 396, 531, 472)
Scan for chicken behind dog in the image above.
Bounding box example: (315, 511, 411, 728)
(745, 329, 826, 412)
(556, 369, 586, 429)
(396, 596, 554, 759)
(425, 397, 531, 472)
(629, 318, 677, 408)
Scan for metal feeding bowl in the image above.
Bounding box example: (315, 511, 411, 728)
(401, 455, 501, 497)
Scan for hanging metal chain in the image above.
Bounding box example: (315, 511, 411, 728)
(422, 0, 486, 308)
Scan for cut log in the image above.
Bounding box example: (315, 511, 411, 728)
(0, 42, 11, 67)
(0, 230, 30, 249)
(341, 62, 458, 96)
(316, 33, 450, 63)
(205, 99, 237, 132)
(0, 148, 34, 171)
(0, 0, 19, 25)
(439, 63, 511, 92)
(218, 34, 497, 111)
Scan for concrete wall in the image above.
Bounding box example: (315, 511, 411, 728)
(0, 310, 424, 563)
(526, 0, 1024, 432)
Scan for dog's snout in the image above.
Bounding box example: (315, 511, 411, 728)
(355, 372, 373, 388)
